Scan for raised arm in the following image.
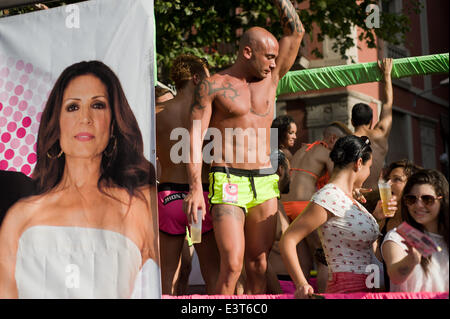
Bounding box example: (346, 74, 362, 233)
(183, 77, 214, 223)
(373, 58, 393, 137)
(273, 0, 305, 81)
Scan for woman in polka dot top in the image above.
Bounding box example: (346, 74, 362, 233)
(280, 135, 393, 298)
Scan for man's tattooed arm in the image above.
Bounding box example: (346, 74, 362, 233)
(271, 0, 304, 79)
(274, 0, 304, 35)
(191, 79, 240, 112)
(191, 78, 211, 111)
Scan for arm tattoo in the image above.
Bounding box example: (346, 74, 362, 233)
(274, 0, 304, 34)
(191, 79, 240, 112)
(191, 78, 210, 111)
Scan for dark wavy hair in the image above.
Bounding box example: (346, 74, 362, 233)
(383, 159, 422, 181)
(400, 169, 449, 275)
(33, 60, 155, 201)
(271, 115, 296, 147)
(329, 135, 372, 169)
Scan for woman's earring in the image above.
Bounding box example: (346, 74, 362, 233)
(47, 148, 63, 159)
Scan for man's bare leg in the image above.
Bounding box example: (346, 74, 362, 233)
(244, 198, 278, 294)
(235, 267, 246, 295)
(159, 231, 185, 295)
(212, 204, 245, 295)
(174, 237, 194, 295)
(194, 230, 220, 294)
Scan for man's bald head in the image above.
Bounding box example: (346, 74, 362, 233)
(323, 125, 346, 139)
(239, 27, 278, 55)
(323, 121, 353, 149)
(237, 27, 279, 80)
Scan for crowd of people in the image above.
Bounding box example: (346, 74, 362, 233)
(0, 0, 448, 299)
(153, 0, 448, 298)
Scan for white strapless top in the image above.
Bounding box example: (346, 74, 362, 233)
(15, 226, 161, 299)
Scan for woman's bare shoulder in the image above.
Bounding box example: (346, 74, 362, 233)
(0, 194, 49, 240)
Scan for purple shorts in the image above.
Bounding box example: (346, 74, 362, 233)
(158, 183, 213, 235)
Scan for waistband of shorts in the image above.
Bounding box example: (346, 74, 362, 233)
(158, 182, 209, 192)
(210, 166, 276, 177)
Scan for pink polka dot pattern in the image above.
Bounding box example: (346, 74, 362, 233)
(15, 85, 24, 96)
(9, 95, 18, 106)
(0, 67, 9, 78)
(16, 60, 25, 71)
(18, 100, 28, 111)
(13, 111, 22, 122)
(21, 164, 31, 175)
(1, 132, 11, 143)
(13, 156, 23, 167)
(17, 127, 26, 138)
(0, 91, 8, 102)
(3, 106, 12, 116)
(0, 160, 7, 170)
(19, 145, 29, 156)
(5, 81, 14, 91)
(0, 54, 53, 176)
(5, 149, 14, 159)
(20, 74, 29, 85)
(7, 121, 17, 132)
(27, 153, 37, 164)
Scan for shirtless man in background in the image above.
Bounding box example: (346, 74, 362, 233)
(352, 58, 393, 190)
(281, 121, 351, 292)
(156, 54, 219, 295)
(184, 0, 304, 294)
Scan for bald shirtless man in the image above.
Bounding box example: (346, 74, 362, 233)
(281, 121, 351, 292)
(183, 0, 304, 294)
(156, 54, 219, 295)
(352, 58, 393, 190)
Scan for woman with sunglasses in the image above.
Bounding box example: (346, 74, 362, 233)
(381, 169, 449, 292)
(280, 135, 383, 297)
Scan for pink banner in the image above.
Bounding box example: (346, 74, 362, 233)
(163, 291, 448, 299)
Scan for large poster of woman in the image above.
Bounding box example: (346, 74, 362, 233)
(0, 0, 161, 298)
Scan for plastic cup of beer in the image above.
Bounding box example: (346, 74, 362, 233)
(190, 209, 203, 244)
(378, 181, 394, 217)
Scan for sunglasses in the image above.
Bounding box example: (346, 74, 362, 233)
(404, 194, 443, 206)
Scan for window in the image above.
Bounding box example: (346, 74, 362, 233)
(420, 120, 437, 169)
(386, 110, 413, 164)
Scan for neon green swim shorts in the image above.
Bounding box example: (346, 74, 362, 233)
(208, 166, 280, 214)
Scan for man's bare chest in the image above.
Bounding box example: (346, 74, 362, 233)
(211, 79, 275, 118)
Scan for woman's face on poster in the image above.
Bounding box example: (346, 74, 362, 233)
(59, 74, 112, 160)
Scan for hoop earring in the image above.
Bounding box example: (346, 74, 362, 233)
(47, 149, 63, 159)
(104, 136, 117, 158)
